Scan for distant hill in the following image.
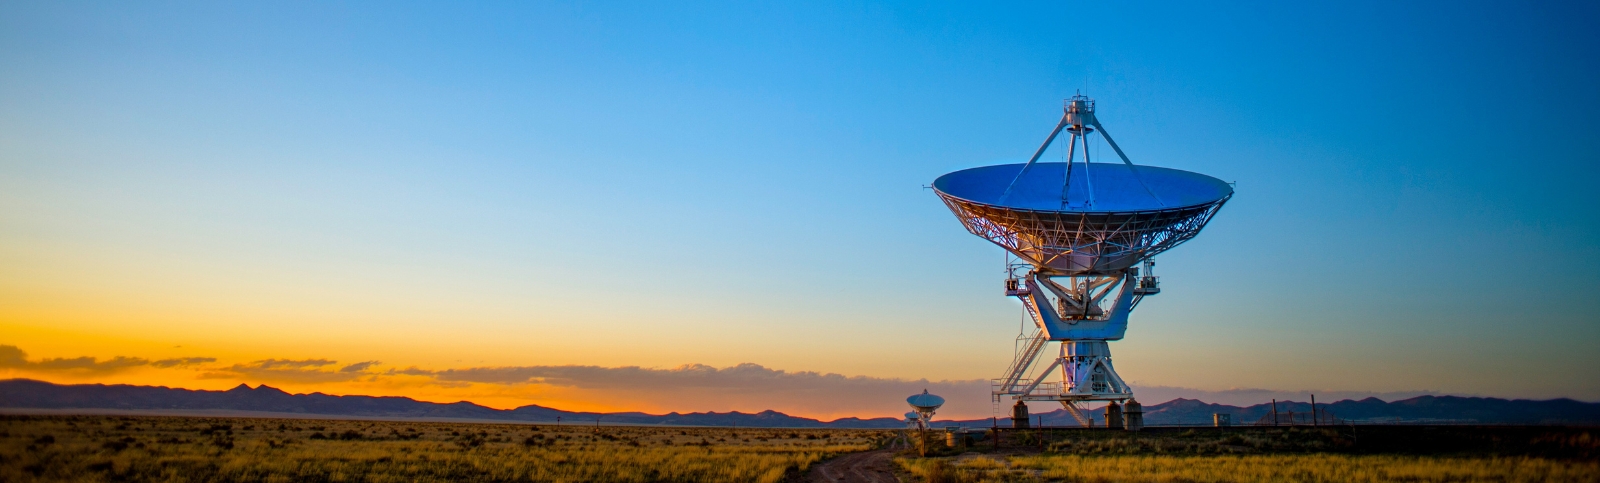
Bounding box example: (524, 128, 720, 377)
(3, 379, 1596, 428)
(1129, 396, 1600, 426)
(0, 379, 904, 428)
(954, 396, 1600, 427)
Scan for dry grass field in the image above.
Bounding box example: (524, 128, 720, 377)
(898, 453, 1600, 483)
(9, 415, 1599, 483)
(896, 426, 1600, 483)
(0, 415, 887, 482)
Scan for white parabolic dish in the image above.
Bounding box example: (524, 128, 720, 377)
(933, 162, 1232, 213)
(906, 390, 945, 412)
(932, 162, 1232, 274)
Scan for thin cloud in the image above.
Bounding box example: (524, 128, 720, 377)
(151, 357, 218, 368)
(201, 358, 363, 383)
(339, 361, 381, 373)
(403, 362, 991, 417)
(253, 359, 338, 369)
(0, 345, 151, 374)
(384, 367, 437, 377)
(426, 362, 942, 392)
(1129, 384, 1444, 406)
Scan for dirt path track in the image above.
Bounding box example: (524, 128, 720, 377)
(804, 449, 899, 483)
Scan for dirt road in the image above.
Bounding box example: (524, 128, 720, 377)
(804, 449, 900, 483)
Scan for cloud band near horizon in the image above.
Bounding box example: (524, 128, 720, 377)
(0, 345, 214, 374)
(0, 344, 1460, 417)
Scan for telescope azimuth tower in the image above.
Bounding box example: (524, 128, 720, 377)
(931, 95, 1232, 426)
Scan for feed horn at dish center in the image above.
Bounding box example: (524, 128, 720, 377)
(931, 95, 1232, 427)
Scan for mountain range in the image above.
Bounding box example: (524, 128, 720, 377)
(1017, 396, 1600, 427)
(3, 379, 1596, 428)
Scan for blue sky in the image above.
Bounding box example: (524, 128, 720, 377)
(2, 1, 1596, 417)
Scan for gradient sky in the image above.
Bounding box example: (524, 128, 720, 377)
(2, 1, 1597, 420)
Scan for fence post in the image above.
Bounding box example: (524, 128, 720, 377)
(992, 417, 999, 450)
(1311, 394, 1318, 427)
(1036, 416, 1043, 451)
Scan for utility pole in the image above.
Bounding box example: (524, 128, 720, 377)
(1271, 399, 1279, 426)
(1310, 394, 1318, 427)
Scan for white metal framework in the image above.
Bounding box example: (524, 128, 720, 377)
(937, 198, 1227, 274)
(933, 96, 1231, 426)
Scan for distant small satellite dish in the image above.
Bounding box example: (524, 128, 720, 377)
(906, 389, 945, 412)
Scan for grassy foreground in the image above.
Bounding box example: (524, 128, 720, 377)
(0, 415, 887, 482)
(899, 453, 1600, 483)
(896, 426, 1600, 482)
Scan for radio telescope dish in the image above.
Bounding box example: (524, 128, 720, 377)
(906, 390, 945, 413)
(933, 162, 1230, 274)
(930, 95, 1232, 428)
(905, 390, 943, 454)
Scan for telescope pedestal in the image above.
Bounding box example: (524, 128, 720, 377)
(994, 271, 1143, 426)
(1005, 341, 1134, 402)
(1060, 341, 1133, 399)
